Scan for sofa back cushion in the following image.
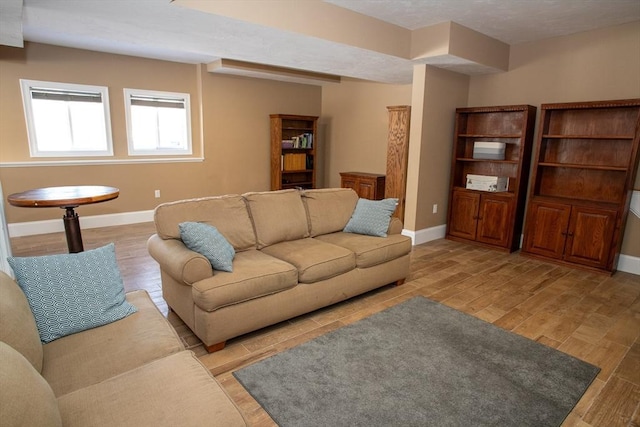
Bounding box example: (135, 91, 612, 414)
(302, 188, 359, 237)
(0, 342, 62, 427)
(0, 271, 43, 373)
(244, 189, 309, 249)
(154, 195, 256, 251)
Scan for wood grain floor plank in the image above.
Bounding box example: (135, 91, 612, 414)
(614, 340, 640, 386)
(604, 313, 640, 347)
(584, 339, 631, 382)
(493, 307, 533, 331)
(583, 376, 640, 427)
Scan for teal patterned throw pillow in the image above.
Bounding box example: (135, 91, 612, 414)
(343, 198, 399, 237)
(7, 243, 137, 343)
(179, 222, 235, 272)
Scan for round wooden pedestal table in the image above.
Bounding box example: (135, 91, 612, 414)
(8, 186, 120, 253)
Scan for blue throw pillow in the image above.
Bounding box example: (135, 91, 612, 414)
(179, 222, 235, 272)
(7, 243, 137, 343)
(343, 198, 399, 237)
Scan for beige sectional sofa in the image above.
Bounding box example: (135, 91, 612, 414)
(0, 271, 247, 427)
(148, 188, 412, 353)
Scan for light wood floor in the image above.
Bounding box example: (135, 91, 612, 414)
(9, 222, 640, 427)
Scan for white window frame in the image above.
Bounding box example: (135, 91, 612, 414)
(19, 79, 114, 157)
(123, 88, 193, 156)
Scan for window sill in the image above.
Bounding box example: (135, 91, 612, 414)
(0, 157, 204, 167)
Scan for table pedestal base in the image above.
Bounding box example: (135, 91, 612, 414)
(63, 207, 84, 253)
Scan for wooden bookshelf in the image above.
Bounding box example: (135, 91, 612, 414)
(446, 105, 537, 252)
(270, 114, 318, 190)
(522, 99, 640, 273)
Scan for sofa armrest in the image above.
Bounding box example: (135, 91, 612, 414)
(147, 234, 213, 285)
(388, 217, 404, 235)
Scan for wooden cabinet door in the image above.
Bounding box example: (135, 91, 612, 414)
(341, 176, 358, 192)
(476, 195, 513, 248)
(564, 206, 617, 269)
(340, 173, 385, 200)
(358, 181, 377, 200)
(448, 190, 480, 240)
(523, 201, 571, 259)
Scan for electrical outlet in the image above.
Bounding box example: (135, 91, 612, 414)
(432, 204, 438, 214)
(154, 190, 161, 198)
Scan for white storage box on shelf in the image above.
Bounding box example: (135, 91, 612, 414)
(466, 174, 509, 192)
(473, 141, 506, 160)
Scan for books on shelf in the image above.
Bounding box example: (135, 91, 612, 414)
(282, 153, 307, 171)
(282, 133, 313, 149)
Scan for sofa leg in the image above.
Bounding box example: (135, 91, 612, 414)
(205, 341, 226, 353)
(395, 278, 406, 286)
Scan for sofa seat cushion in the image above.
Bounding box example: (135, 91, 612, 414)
(57, 351, 248, 427)
(42, 290, 184, 397)
(261, 238, 356, 284)
(192, 249, 298, 312)
(315, 232, 412, 269)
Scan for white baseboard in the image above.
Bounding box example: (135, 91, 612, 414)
(402, 224, 447, 246)
(617, 254, 640, 275)
(8, 210, 154, 238)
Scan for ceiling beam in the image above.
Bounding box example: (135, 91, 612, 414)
(207, 58, 341, 85)
(0, 0, 24, 48)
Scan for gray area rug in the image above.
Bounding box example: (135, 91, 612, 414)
(233, 296, 600, 427)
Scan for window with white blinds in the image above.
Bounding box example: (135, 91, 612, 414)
(124, 88, 192, 156)
(20, 79, 113, 157)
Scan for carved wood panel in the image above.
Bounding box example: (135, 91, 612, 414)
(385, 105, 411, 220)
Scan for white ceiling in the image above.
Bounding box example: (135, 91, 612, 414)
(328, 0, 640, 44)
(4, 0, 640, 84)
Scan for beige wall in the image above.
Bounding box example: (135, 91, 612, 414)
(320, 67, 469, 233)
(200, 65, 321, 194)
(320, 78, 412, 188)
(468, 22, 640, 107)
(0, 43, 321, 223)
(406, 65, 469, 231)
(468, 21, 640, 257)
